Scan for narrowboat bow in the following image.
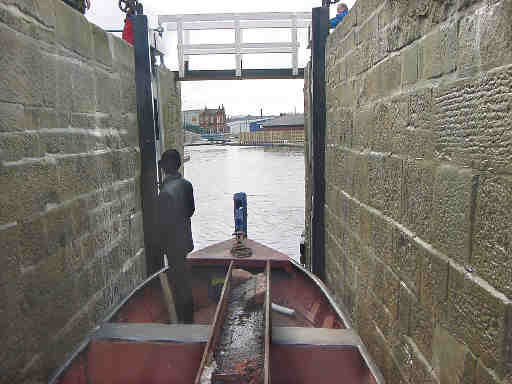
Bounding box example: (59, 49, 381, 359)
(50, 195, 384, 384)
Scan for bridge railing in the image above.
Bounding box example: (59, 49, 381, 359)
(157, 12, 312, 78)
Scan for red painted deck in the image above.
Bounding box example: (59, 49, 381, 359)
(271, 345, 376, 384)
(57, 341, 204, 384)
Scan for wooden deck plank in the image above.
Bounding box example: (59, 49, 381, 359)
(92, 323, 211, 344)
(194, 261, 234, 384)
(264, 261, 271, 384)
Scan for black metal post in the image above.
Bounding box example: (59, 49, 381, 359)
(133, 14, 160, 276)
(311, 6, 329, 281)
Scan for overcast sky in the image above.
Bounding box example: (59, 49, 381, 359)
(86, 0, 356, 116)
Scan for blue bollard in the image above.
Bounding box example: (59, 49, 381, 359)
(233, 192, 248, 238)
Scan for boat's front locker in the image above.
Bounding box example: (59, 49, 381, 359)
(195, 261, 271, 384)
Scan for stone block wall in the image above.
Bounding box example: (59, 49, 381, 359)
(323, 1, 512, 383)
(157, 67, 183, 162)
(0, 0, 181, 382)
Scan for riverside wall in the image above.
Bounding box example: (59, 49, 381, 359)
(319, 0, 512, 383)
(0, 0, 181, 381)
(239, 130, 305, 145)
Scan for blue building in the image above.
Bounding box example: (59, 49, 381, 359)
(249, 119, 272, 132)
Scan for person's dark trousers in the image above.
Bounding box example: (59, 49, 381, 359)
(166, 252, 194, 323)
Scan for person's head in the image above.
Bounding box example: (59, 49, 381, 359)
(160, 149, 181, 174)
(337, 3, 348, 14)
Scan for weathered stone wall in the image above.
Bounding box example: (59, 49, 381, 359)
(323, 1, 512, 383)
(0, 1, 181, 382)
(157, 67, 183, 162)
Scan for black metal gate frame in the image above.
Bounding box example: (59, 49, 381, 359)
(133, 14, 161, 276)
(310, 7, 329, 281)
(133, 7, 328, 279)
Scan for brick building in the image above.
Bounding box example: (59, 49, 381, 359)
(262, 114, 304, 132)
(263, 114, 305, 144)
(199, 105, 227, 134)
(239, 114, 305, 145)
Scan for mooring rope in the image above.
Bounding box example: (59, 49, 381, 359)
(230, 233, 253, 258)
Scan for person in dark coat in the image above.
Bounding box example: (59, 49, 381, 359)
(329, 3, 348, 29)
(157, 149, 195, 323)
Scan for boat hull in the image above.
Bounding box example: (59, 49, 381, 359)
(50, 239, 383, 384)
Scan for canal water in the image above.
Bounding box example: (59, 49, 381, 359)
(185, 145, 305, 260)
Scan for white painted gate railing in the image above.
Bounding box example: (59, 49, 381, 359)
(157, 12, 312, 78)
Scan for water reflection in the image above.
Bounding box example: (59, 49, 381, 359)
(185, 145, 305, 260)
